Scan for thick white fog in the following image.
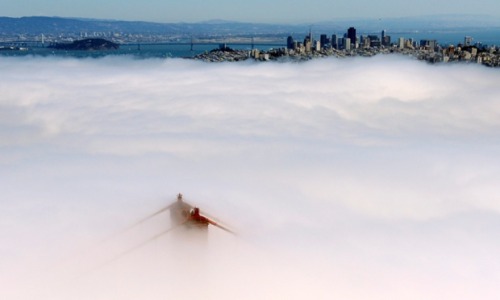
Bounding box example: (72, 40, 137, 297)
(1, 55, 500, 299)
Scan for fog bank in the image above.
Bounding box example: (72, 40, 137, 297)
(1, 56, 500, 299)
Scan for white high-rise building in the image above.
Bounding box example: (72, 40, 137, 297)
(464, 36, 473, 46)
(315, 40, 321, 52)
(345, 38, 351, 51)
(398, 37, 405, 49)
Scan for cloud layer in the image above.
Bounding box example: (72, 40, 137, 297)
(1, 55, 500, 299)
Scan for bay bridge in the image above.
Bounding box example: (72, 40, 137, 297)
(0, 39, 285, 50)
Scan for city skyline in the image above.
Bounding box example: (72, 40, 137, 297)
(2, 0, 500, 23)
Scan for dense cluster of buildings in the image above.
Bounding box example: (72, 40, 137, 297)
(193, 28, 500, 67)
(193, 26, 500, 67)
(286, 27, 393, 52)
(282, 27, 500, 67)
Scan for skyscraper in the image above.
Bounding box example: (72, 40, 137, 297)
(345, 38, 351, 51)
(383, 35, 391, 47)
(309, 27, 313, 46)
(347, 27, 356, 46)
(304, 36, 312, 53)
(287, 36, 295, 49)
(320, 34, 328, 48)
(368, 35, 381, 47)
(331, 34, 338, 49)
(464, 36, 473, 46)
(398, 37, 405, 49)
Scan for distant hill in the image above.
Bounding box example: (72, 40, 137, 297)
(48, 38, 119, 50)
(0, 16, 186, 35)
(0, 16, 295, 36)
(1, 15, 499, 37)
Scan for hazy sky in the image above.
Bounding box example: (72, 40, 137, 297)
(1, 55, 500, 299)
(2, 0, 500, 22)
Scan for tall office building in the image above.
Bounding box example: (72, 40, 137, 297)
(360, 35, 370, 49)
(464, 36, 473, 46)
(331, 34, 338, 49)
(315, 40, 321, 51)
(320, 34, 328, 48)
(347, 27, 356, 45)
(383, 35, 391, 47)
(345, 38, 351, 51)
(368, 35, 381, 48)
(398, 37, 405, 49)
(287, 36, 295, 49)
(420, 39, 437, 51)
(304, 37, 312, 53)
(381, 30, 391, 46)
